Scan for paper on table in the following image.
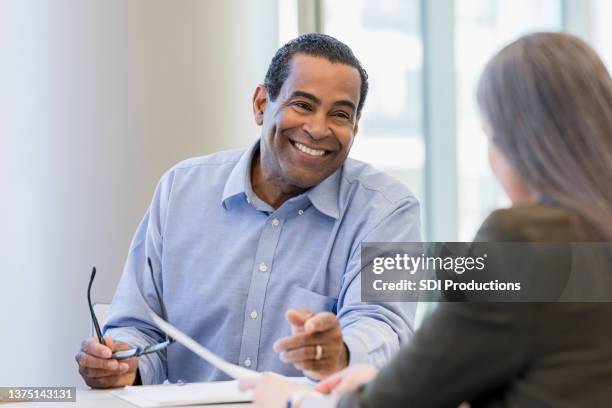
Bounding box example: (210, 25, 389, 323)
(150, 312, 262, 380)
(112, 380, 252, 407)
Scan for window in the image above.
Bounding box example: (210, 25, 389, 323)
(288, 0, 585, 240)
(592, 0, 612, 70)
(455, 0, 562, 239)
(323, 0, 425, 208)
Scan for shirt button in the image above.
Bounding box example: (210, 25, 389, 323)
(259, 262, 268, 272)
(250, 310, 258, 319)
(244, 358, 252, 367)
(271, 218, 280, 227)
(298, 209, 304, 215)
(246, 197, 251, 204)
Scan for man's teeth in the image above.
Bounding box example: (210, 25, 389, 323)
(294, 142, 326, 157)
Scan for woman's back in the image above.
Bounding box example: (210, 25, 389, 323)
(339, 204, 612, 407)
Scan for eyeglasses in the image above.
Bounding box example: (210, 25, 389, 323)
(87, 257, 174, 360)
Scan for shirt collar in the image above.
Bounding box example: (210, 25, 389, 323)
(221, 140, 259, 208)
(305, 168, 341, 220)
(221, 139, 342, 220)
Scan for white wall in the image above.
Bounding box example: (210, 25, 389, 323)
(0, 0, 278, 387)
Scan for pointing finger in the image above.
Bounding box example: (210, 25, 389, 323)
(304, 312, 338, 333)
(286, 309, 314, 332)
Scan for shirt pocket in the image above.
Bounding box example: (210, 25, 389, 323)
(287, 285, 338, 314)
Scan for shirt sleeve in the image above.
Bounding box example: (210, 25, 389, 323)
(338, 198, 421, 368)
(102, 170, 175, 385)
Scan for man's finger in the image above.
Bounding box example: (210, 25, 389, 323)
(294, 358, 328, 372)
(76, 352, 120, 370)
(274, 331, 322, 352)
(280, 345, 318, 363)
(82, 338, 112, 359)
(79, 364, 129, 379)
(103, 336, 117, 350)
(286, 309, 314, 331)
(85, 377, 107, 389)
(304, 312, 337, 333)
(87, 374, 124, 389)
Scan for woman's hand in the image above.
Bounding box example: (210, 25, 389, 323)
(314, 364, 378, 395)
(240, 373, 309, 408)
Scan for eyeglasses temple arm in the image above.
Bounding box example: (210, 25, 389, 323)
(88, 267, 106, 346)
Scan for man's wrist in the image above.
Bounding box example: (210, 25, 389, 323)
(342, 342, 350, 366)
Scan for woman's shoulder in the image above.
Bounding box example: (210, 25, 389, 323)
(475, 203, 597, 242)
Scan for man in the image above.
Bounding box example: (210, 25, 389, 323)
(75, 33, 420, 388)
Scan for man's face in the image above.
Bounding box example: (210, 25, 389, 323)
(254, 54, 361, 190)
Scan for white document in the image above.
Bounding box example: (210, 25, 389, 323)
(114, 313, 317, 407)
(112, 380, 252, 407)
(150, 312, 262, 380)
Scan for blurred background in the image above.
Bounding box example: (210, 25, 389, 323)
(1, 0, 610, 387)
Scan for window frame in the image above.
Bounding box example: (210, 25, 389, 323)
(296, 0, 594, 240)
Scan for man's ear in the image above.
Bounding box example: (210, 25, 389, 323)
(252, 85, 268, 126)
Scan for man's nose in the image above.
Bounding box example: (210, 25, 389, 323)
(303, 113, 330, 140)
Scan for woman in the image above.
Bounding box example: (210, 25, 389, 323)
(241, 32, 612, 407)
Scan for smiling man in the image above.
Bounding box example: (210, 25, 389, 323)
(75, 33, 421, 388)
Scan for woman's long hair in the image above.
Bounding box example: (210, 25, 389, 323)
(477, 32, 612, 239)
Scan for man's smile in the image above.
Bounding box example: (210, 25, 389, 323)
(289, 140, 333, 158)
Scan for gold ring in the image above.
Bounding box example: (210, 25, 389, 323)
(315, 344, 323, 361)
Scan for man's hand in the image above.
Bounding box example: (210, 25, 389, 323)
(75, 336, 138, 389)
(273, 309, 348, 380)
(314, 364, 378, 395)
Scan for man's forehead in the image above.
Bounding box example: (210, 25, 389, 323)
(280, 54, 361, 103)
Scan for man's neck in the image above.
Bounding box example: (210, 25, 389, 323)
(250, 152, 305, 209)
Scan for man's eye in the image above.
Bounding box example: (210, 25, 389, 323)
(293, 101, 312, 111)
(333, 111, 351, 121)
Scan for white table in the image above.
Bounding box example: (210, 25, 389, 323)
(1, 388, 254, 408)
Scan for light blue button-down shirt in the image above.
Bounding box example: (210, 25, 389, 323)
(104, 141, 421, 384)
